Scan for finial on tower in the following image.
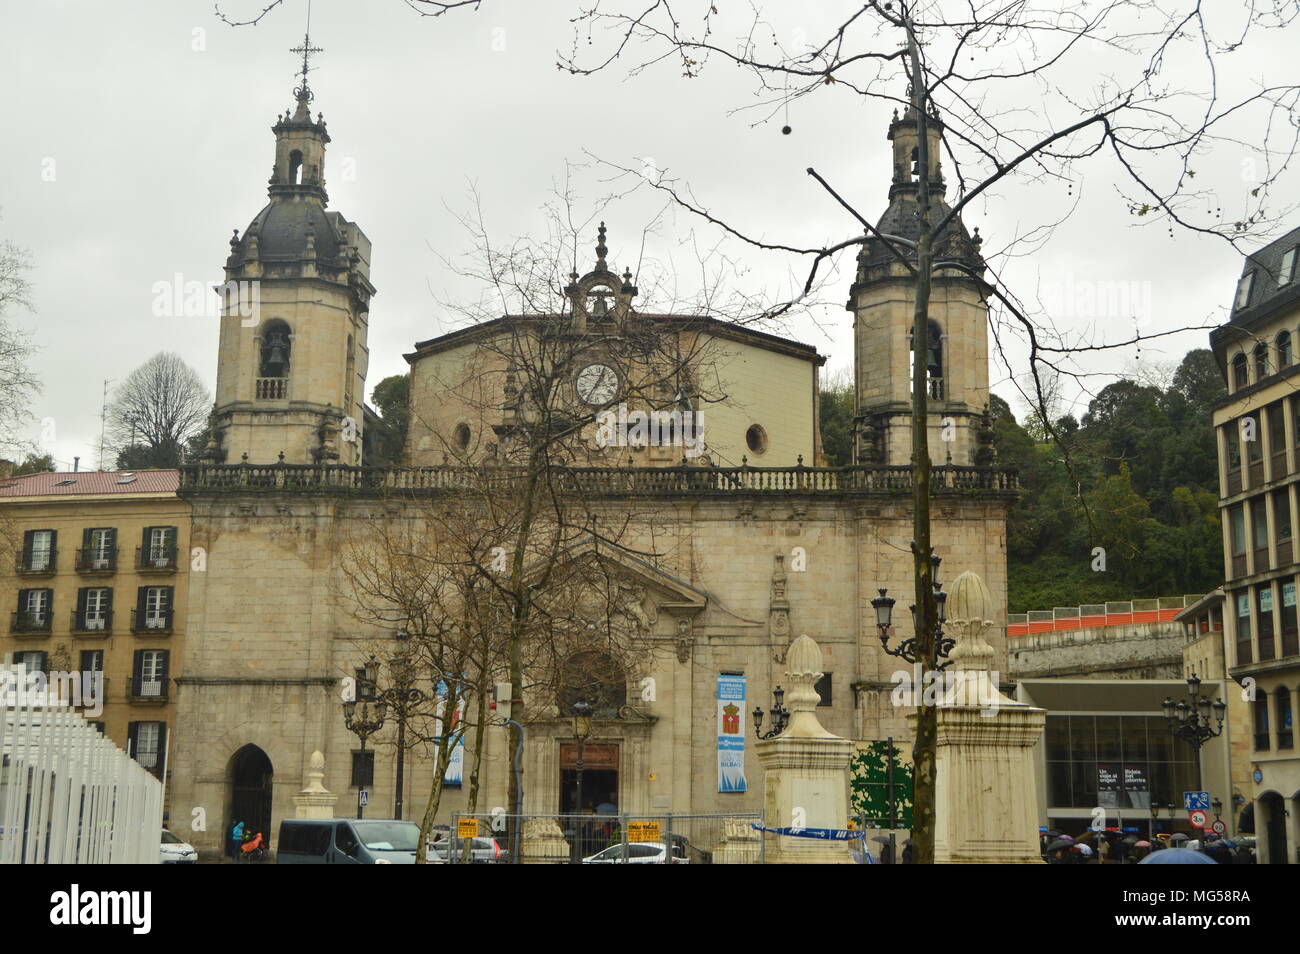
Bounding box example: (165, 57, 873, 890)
(595, 222, 608, 270)
(289, 0, 324, 107)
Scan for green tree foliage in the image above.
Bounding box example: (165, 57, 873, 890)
(13, 452, 54, 475)
(997, 348, 1225, 612)
(367, 373, 410, 466)
(818, 370, 854, 466)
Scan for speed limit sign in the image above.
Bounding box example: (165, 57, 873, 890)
(1189, 808, 1208, 828)
(1212, 819, 1227, 835)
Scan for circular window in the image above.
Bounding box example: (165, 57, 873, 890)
(745, 424, 769, 455)
(454, 423, 471, 450)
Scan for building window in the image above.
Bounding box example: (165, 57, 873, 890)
(1275, 490, 1293, 541)
(135, 586, 173, 632)
(12, 650, 47, 675)
(557, 651, 627, 719)
(14, 587, 53, 632)
(1277, 688, 1294, 750)
(1235, 271, 1255, 310)
(1244, 414, 1263, 464)
(79, 527, 117, 571)
(1231, 353, 1248, 391)
(745, 424, 769, 456)
(1280, 247, 1297, 286)
(128, 721, 166, 774)
(351, 750, 374, 788)
(1235, 591, 1252, 665)
(1279, 330, 1293, 368)
(1231, 506, 1247, 557)
(257, 319, 291, 399)
(815, 672, 832, 707)
(1269, 401, 1287, 460)
(1258, 584, 1275, 661)
(454, 422, 471, 451)
(1253, 691, 1271, 751)
(1226, 424, 1242, 471)
(75, 586, 112, 631)
(909, 319, 944, 399)
(140, 526, 178, 569)
(19, 529, 56, 572)
(1043, 714, 1198, 811)
(132, 649, 169, 699)
(1283, 581, 1299, 651)
(1254, 343, 1269, 382)
(80, 649, 104, 675)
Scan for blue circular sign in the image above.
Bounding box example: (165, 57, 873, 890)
(1253, 768, 1263, 784)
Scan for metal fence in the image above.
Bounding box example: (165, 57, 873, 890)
(1, 687, 164, 863)
(443, 812, 765, 864)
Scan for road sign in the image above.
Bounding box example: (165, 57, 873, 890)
(457, 817, 479, 838)
(1189, 809, 1208, 829)
(1211, 819, 1227, 835)
(627, 820, 661, 843)
(1183, 791, 1210, 812)
(358, 789, 368, 808)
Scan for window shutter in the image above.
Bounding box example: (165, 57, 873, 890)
(48, 530, 56, 559)
(158, 651, 170, 695)
(22, 529, 33, 558)
(16, 589, 26, 614)
(103, 587, 114, 614)
(163, 586, 174, 628)
(41, 589, 53, 613)
(136, 586, 147, 630)
(141, 527, 153, 552)
(127, 722, 139, 758)
(82, 527, 93, 551)
(76, 587, 89, 620)
(132, 649, 145, 691)
(156, 723, 168, 770)
(33, 651, 47, 673)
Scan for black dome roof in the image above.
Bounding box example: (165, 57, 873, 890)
(238, 198, 340, 262)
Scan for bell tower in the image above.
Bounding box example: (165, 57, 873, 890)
(208, 29, 375, 466)
(847, 102, 995, 469)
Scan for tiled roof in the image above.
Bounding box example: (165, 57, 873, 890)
(0, 469, 180, 497)
(1232, 224, 1300, 315)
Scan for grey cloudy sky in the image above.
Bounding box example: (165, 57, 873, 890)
(2, 0, 1295, 469)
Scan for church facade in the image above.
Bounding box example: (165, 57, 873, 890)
(168, 75, 1016, 858)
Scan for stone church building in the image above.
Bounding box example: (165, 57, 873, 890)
(168, 73, 1016, 857)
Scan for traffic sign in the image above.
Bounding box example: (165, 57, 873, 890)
(1183, 791, 1210, 812)
(358, 789, 369, 808)
(1189, 809, 1207, 829)
(1211, 819, 1227, 835)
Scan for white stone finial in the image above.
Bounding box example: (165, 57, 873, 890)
(946, 570, 996, 672)
(781, 634, 836, 739)
(301, 749, 330, 794)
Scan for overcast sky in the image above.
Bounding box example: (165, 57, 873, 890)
(2, 0, 1295, 469)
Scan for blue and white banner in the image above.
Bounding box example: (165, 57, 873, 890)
(750, 824, 860, 841)
(436, 680, 465, 788)
(717, 674, 747, 793)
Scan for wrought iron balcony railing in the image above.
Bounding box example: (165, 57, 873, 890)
(10, 611, 52, 635)
(74, 547, 118, 573)
(16, 550, 57, 574)
(71, 609, 113, 635)
(136, 546, 179, 572)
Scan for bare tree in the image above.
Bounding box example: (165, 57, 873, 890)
(557, 0, 1300, 863)
(105, 352, 211, 469)
(0, 230, 39, 461)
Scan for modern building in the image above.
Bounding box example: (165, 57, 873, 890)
(1210, 224, 1300, 863)
(0, 466, 188, 785)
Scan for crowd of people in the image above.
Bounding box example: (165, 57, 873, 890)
(1041, 828, 1255, 864)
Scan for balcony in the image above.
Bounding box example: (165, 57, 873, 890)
(74, 547, 118, 574)
(127, 677, 168, 703)
(928, 377, 945, 401)
(255, 376, 288, 400)
(136, 547, 178, 573)
(10, 611, 51, 635)
(15, 550, 56, 576)
(70, 609, 113, 636)
(131, 609, 173, 635)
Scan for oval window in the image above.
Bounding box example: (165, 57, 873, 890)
(745, 424, 769, 455)
(454, 423, 471, 450)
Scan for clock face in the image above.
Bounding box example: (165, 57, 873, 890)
(576, 364, 619, 406)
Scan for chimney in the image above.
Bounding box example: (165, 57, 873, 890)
(0, 459, 13, 480)
(74, 456, 80, 473)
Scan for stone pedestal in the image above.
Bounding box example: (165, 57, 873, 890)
(520, 818, 570, 864)
(292, 750, 339, 819)
(757, 634, 855, 864)
(911, 571, 1045, 864)
(713, 817, 762, 864)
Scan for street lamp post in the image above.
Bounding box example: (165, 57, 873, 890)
(870, 554, 956, 668)
(571, 699, 593, 864)
(342, 655, 387, 819)
(1162, 671, 1226, 750)
(751, 687, 790, 739)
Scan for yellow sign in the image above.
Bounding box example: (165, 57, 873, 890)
(457, 818, 479, 838)
(627, 820, 661, 843)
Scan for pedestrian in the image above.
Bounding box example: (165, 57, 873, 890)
(229, 820, 245, 860)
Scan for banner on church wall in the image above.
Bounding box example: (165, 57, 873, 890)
(717, 674, 747, 793)
(436, 680, 465, 787)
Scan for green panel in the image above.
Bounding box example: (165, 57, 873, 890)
(849, 740, 913, 828)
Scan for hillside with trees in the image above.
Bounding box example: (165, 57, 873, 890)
(821, 349, 1226, 612)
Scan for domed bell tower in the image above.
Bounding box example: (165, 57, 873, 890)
(847, 102, 995, 470)
(207, 33, 375, 466)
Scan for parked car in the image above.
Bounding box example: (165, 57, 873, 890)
(159, 828, 197, 864)
(427, 834, 506, 864)
(583, 841, 688, 864)
(277, 818, 423, 864)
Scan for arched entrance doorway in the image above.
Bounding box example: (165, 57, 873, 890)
(1258, 791, 1288, 864)
(227, 745, 273, 858)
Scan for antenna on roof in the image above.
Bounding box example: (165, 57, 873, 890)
(98, 379, 115, 471)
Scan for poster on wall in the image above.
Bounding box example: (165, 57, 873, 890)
(1097, 762, 1120, 808)
(717, 674, 747, 793)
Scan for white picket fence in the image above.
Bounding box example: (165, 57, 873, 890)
(1, 691, 163, 864)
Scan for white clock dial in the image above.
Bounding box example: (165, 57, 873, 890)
(576, 364, 619, 405)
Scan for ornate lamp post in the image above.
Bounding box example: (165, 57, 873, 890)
(342, 655, 387, 819)
(1162, 671, 1226, 750)
(375, 632, 426, 820)
(570, 699, 593, 864)
(751, 686, 790, 739)
(870, 554, 956, 668)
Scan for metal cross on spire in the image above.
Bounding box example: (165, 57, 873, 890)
(290, 1, 323, 103)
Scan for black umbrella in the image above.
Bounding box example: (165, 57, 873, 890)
(1045, 838, 1073, 853)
